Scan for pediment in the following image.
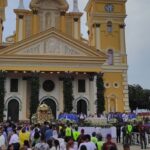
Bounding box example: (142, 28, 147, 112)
(0, 28, 107, 67)
(0, 28, 107, 72)
(1, 28, 106, 59)
(14, 37, 87, 56)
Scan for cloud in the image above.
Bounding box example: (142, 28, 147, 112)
(3, 0, 150, 89)
(126, 0, 150, 89)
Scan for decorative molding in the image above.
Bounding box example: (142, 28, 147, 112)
(119, 24, 126, 29)
(104, 82, 111, 88)
(113, 82, 120, 88)
(32, 9, 38, 15)
(18, 15, 24, 19)
(0, 62, 101, 68)
(60, 11, 66, 16)
(73, 18, 79, 22)
(95, 23, 100, 28)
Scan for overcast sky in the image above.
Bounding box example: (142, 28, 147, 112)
(3, 0, 150, 89)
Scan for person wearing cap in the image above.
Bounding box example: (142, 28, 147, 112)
(102, 134, 117, 150)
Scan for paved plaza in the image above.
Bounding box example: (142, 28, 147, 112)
(117, 143, 141, 150)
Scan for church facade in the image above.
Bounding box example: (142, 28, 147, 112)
(0, 0, 129, 121)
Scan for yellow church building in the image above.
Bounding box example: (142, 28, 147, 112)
(0, 0, 129, 121)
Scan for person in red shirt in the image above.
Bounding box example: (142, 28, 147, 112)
(102, 134, 117, 150)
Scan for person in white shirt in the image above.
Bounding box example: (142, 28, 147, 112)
(78, 134, 96, 150)
(9, 129, 20, 150)
(0, 128, 5, 150)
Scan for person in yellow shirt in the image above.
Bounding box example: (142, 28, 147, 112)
(19, 127, 30, 147)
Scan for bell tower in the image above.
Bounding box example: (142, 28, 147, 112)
(85, 0, 130, 112)
(0, 0, 7, 45)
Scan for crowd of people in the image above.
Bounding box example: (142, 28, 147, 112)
(0, 120, 121, 150)
(0, 119, 149, 150)
(115, 121, 149, 149)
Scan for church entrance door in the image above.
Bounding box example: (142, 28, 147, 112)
(8, 99, 19, 122)
(77, 99, 87, 115)
(41, 98, 56, 118)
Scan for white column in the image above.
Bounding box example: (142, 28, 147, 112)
(74, 18, 79, 40)
(89, 75, 96, 115)
(59, 78, 64, 114)
(21, 79, 27, 120)
(18, 15, 24, 41)
(95, 24, 101, 50)
(0, 18, 3, 45)
(120, 24, 126, 54)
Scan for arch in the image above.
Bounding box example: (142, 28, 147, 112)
(73, 97, 89, 113)
(5, 96, 22, 111)
(7, 99, 19, 122)
(107, 49, 114, 65)
(40, 96, 59, 118)
(106, 94, 118, 112)
(107, 21, 112, 33)
(77, 100, 87, 115)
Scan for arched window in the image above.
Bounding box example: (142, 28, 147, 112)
(108, 49, 113, 65)
(45, 12, 51, 29)
(107, 21, 112, 33)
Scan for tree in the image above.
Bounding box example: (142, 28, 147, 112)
(128, 85, 137, 112)
(63, 75, 74, 113)
(128, 84, 150, 111)
(30, 74, 40, 119)
(0, 71, 5, 122)
(96, 73, 105, 116)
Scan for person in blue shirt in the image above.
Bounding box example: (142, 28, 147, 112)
(45, 125, 53, 142)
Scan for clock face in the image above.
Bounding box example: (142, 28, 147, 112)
(105, 4, 114, 13)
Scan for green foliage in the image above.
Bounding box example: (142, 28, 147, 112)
(63, 76, 74, 113)
(30, 75, 40, 119)
(96, 73, 105, 115)
(0, 71, 5, 122)
(129, 84, 150, 111)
